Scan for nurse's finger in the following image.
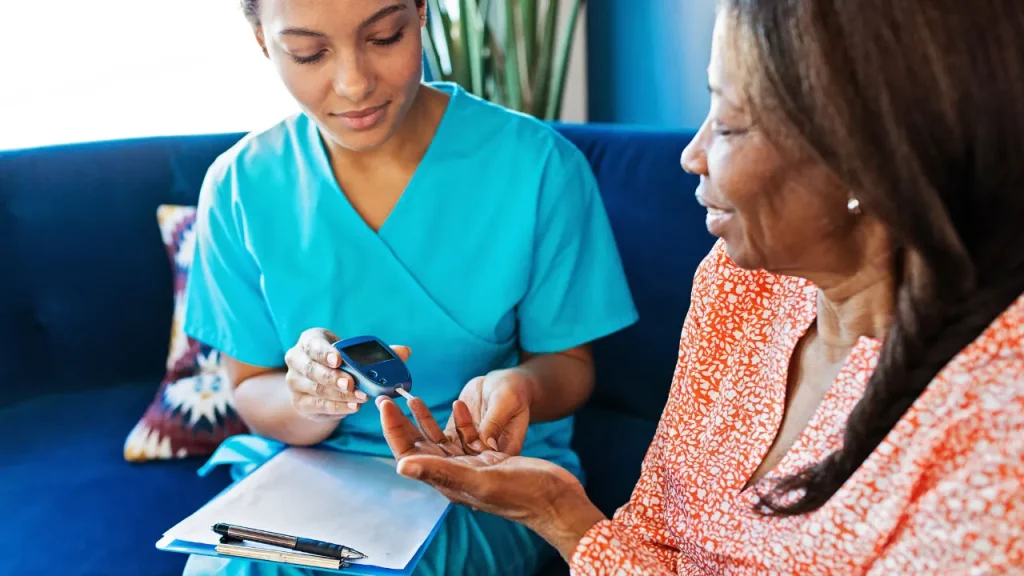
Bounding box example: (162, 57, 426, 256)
(389, 345, 412, 362)
(288, 349, 360, 397)
(301, 330, 342, 368)
(288, 373, 365, 403)
(292, 393, 359, 418)
(451, 400, 485, 453)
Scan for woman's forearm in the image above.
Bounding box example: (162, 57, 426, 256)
(514, 346, 596, 422)
(233, 371, 339, 446)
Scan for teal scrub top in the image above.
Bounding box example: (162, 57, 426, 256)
(183, 83, 638, 476)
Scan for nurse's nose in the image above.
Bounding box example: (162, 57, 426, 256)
(332, 50, 375, 103)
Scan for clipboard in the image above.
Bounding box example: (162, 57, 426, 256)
(157, 441, 452, 575)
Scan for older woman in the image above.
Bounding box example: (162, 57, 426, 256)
(376, 0, 1024, 573)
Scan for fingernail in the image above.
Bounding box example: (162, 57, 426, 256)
(355, 391, 368, 401)
(470, 440, 485, 452)
(348, 402, 358, 410)
(486, 438, 498, 451)
(338, 377, 352, 391)
(328, 353, 339, 367)
(399, 463, 421, 478)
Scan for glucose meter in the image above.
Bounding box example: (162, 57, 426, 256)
(332, 336, 412, 398)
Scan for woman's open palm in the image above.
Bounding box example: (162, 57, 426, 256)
(376, 395, 583, 524)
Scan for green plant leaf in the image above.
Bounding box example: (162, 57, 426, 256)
(464, 0, 486, 96)
(546, 0, 582, 119)
(530, 0, 560, 117)
(421, 26, 444, 82)
(521, 0, 537, 78)
(503, 0, 522, 110)
(485, 27, 506, 106)
(441, 0, 471, 89)
(426, 0, 453, 76)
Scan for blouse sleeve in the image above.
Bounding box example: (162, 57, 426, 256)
(569, 241, 728, 576)
(870, 375, 1024, 573)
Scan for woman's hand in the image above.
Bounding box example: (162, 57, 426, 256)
(378, 395, 606, 559)
(284, 328, 409, 421)
(446, 369, 534, 455)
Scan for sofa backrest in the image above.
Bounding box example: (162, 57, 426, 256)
(1, 134, 243, 405)
(0, 124, 710, 424)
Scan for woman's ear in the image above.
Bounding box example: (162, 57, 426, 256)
(253, 26, 270, 59)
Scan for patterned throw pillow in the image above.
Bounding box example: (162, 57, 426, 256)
(124, 205, 249, 461)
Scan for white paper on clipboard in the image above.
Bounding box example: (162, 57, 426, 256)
(162, 447, 450, 570)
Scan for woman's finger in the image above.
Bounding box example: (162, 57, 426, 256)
(406, 397, 448, 445)
(397, 455, 479, 495)
(378, 396, 427, 458)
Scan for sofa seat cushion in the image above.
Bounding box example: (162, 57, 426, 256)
(0, 383, 231, 576)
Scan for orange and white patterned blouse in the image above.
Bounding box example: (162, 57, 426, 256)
(571, 241, 1024, 575)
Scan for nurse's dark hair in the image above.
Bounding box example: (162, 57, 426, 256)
(242, 0, 425, 24)
(722, 0, 1024, 515)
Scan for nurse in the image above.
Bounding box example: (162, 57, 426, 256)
(180, 0, 637, 575)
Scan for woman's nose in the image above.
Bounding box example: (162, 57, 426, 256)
(680, 118, 710, 176)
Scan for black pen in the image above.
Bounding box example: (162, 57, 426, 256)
(212, 523, 366, 561)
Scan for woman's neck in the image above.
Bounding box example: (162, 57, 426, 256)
(814, 269, 892, 356)
(806, 230, 895, 359)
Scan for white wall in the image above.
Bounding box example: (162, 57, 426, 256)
(559, 1, 588, 123)
(0, 1, 590, 151)
(0, 0, 297, 151)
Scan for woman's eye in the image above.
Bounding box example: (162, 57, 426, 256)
(292, 50, 327, 65)
(370, 30, 405, 47)
(712, 122, 747, 137)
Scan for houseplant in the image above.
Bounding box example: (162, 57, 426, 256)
(421, 0, 585, 120)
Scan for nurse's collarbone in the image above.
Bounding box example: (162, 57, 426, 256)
(333, 335, 413, 399)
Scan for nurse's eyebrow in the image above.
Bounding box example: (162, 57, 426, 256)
(280, 28, 326, 38)
(278, 4, 407, 37)
(359, 3, 408, 29)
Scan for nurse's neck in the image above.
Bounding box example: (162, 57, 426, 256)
(325, 85, 449, 175)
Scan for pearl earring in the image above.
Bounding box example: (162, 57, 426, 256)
(847, 197, 862, 215)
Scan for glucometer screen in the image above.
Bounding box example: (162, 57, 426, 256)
(343, 340, 394, 367)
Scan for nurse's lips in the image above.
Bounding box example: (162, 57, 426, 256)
(331, 102, 390, 131)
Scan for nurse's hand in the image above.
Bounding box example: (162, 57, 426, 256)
(284, 328, 411, 422)
(448, 369, 533, 455)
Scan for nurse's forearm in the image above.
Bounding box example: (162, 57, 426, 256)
(233, 371, 339, 446)
(516, 346, 595, 422)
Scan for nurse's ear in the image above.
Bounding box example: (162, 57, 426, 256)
(417, 0, 427, 27)
(253, 26, 270, 59)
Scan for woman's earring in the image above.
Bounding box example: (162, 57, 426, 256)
(847, 196, 862, 215)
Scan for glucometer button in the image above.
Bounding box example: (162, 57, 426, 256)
(368, 370, 378, 379)
(377, 377, 387, 385)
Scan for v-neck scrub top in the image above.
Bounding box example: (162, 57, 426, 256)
(182, 83, 638, 477)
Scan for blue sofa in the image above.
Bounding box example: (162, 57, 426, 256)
(0, 123, 711, 575)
